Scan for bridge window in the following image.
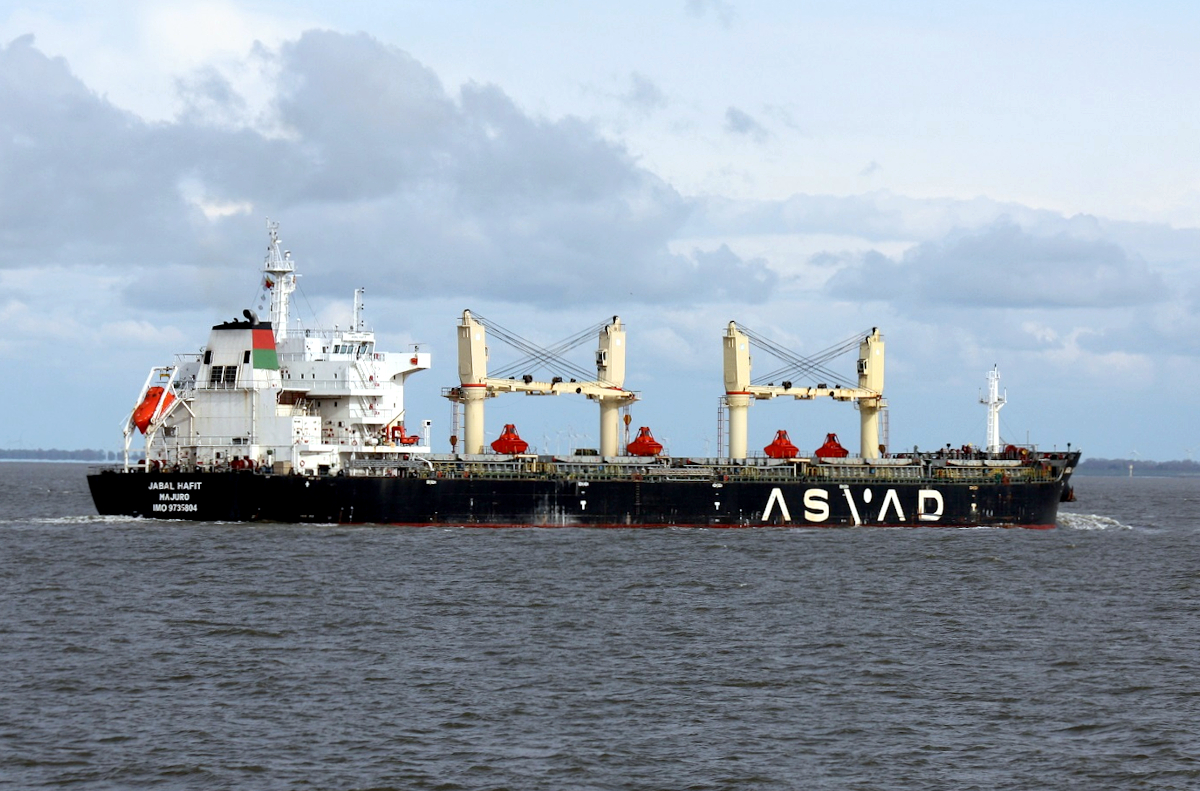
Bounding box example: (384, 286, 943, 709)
(208, 365, 238, 389)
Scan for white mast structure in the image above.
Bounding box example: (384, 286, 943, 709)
(980, 365, 1007, 453)
(259, 219, 297, 341)
(353, 288, 366, 331)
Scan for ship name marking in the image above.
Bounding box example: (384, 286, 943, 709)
(878, 490, 904, 521)
(762, 487, 941, 524)
(917, 489, 944, 521)
(762, 488, 792, 522)
(803, 489, 829, 522)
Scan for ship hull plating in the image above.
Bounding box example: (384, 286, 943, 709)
(88, 471, 1068, 528)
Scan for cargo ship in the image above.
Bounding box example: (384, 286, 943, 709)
(88, 222, 1079, 528)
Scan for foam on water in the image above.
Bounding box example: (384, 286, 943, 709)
(1058, 512, 1133, 531)
(0, 514, 147, 527)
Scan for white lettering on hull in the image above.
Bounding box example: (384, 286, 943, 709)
(803, 489, 829, 522)
(761, 487, 942, 525)
(148, 480, 202, 513)
(151, 503, 199, 512)
(841, 486, 862, 526)
(761, 488, 792, 522)
(878, 489, 905, 521)
(918, 489, 944, 521)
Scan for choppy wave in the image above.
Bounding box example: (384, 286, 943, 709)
(1058, 512, 1133, 530)
(0, 514, 149, 527)
(3, 467, 1200, 791)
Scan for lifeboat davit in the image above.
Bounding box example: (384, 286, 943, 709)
(814, 432, 849, 459)
(133, 387, 175, 434)
(626, 426, 663, 457)
(764, 429, 799, 459)
(491, 424, 529, 454)
(390, 424, 421, 446)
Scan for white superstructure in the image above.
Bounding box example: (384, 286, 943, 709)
(121, 222, 431, 475)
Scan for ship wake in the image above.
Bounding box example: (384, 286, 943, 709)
(1058, 513, 1133, 531)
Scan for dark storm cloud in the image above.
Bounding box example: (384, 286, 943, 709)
(0, 31, 775, 310)
(826, 221, 1167, 310)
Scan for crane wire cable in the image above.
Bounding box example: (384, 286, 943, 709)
(740, 326, 879, 394)
(472, 313, 605, 382)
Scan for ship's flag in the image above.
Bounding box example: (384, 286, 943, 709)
(252, 328, 279, 369)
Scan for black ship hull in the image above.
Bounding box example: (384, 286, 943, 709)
(88, 469, 1072, 528)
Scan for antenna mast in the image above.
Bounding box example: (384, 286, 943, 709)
(260, 219, 296, 342)
(354, 288, 366, 331)
(980, 365, 1006, 452)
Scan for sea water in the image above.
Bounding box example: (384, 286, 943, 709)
(1, 463, 1198, 790)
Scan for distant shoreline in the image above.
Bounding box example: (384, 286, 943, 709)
(1074, 458, 1200, 478)
(1074, 471, 1200, 478)
(1, 459, 103, 464)
(0, 449, 142, 463)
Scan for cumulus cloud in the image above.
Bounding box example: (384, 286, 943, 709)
(620, 72, 668, 115)
(685, 0, 736, 27)
(0, 35, 189, 265)
(724, 106, 769, 142)
(0, 31, 775, 312)
(859, 161, 882, 177)
(175, 66, 248, 128)
(826, 221, 1168, 310)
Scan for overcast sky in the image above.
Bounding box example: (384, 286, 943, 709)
(2, 1, 1198, 460)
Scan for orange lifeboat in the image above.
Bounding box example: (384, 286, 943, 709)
(390, 424, 421, 446)
(626, 426, 663, 457)
(491, 424, 529, 454)
(764, 429, 799, 459)
(814, 432, 849, 459)
(133, 387, 175, 434)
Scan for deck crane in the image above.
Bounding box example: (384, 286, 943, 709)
(451, 310, 636, 456)
(722, 322, 886, 460)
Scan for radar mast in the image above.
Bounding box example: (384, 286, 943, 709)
(255, 219, 297, 342)
(980, 365, 1007, 453)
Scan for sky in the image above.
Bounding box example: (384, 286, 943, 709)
(2, 0, 1199, 460)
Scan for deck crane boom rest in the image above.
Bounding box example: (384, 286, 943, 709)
(722, 322, 885, 460)
(454, 311, 636, 456)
